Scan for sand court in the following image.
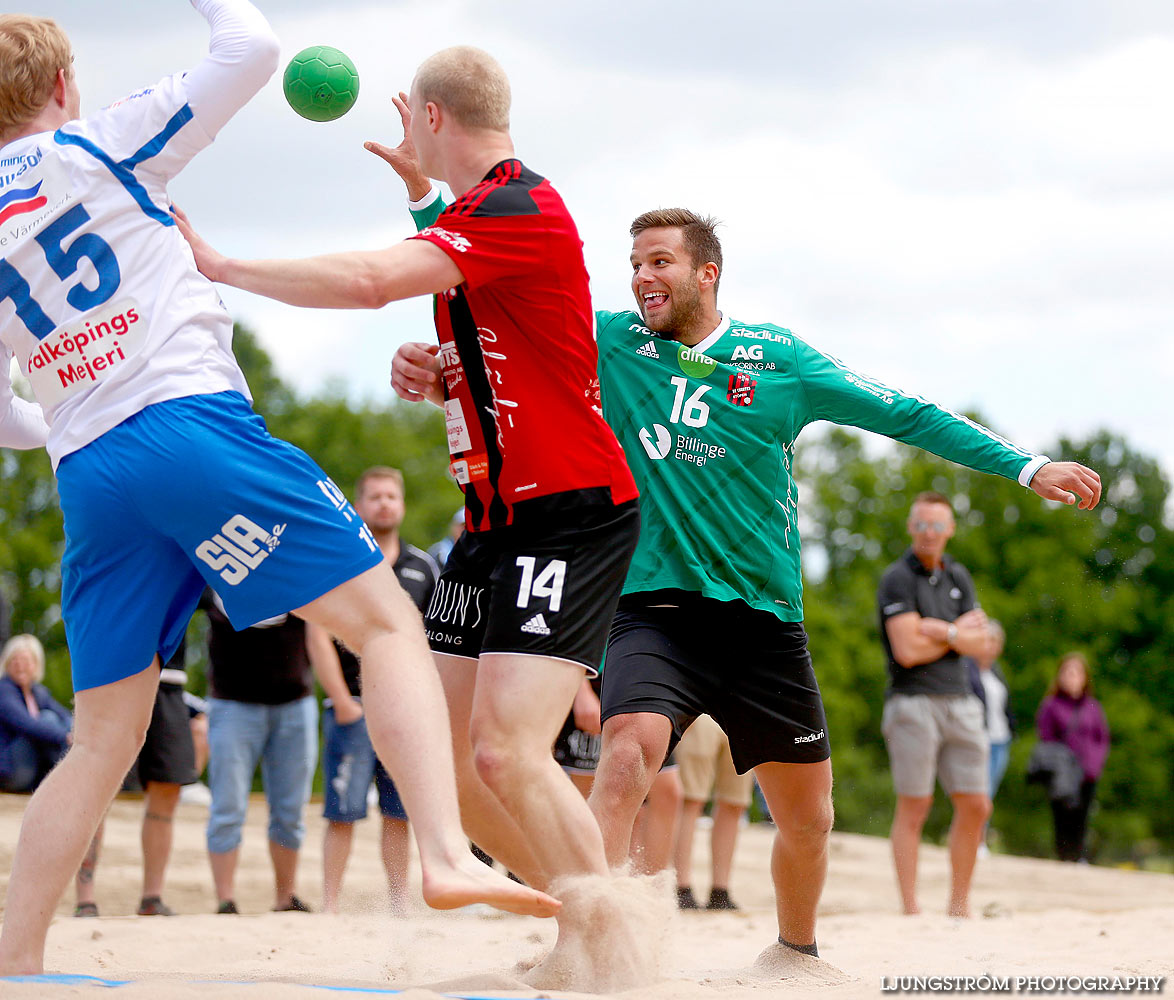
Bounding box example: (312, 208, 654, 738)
(1, 793, 1171, 998)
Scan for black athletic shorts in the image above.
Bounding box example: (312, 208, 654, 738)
(600, 592, 831, 771)
(423, 489, 639, 674)
(123, 682, 198, 789)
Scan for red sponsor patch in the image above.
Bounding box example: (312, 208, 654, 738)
(727, 372, 757, 406)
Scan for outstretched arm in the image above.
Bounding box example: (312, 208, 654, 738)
(172, 205, 464, 309)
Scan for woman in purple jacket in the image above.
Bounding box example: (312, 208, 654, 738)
(1035, 653, 1110, 862)
(0, 635, 72, 793)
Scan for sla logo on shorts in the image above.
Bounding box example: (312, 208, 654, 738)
(195, 514, 286, 586)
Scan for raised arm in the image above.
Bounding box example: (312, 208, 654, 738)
(183, 0, 281, 139)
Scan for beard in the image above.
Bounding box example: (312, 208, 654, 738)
(642, 282, 703, 339)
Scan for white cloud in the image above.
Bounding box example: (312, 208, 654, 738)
(20, 0, 1173, 487)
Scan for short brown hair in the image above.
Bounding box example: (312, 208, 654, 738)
(355, 466, 404, 500)
(0, 15, 71, 139)
(630, 208, 723, 293)
(910, 491, 953, 515)
(413, 46, 510, 131)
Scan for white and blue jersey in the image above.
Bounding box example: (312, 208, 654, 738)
(0, 2, 385, 691)
(0, 0, 275, 468)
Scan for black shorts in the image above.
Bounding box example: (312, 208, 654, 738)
(124, 682, 198, 789)
(600, 594, 831, 771)
(423, 490, 640, 674)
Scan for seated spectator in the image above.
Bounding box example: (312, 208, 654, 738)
(0, 635, 71, 793)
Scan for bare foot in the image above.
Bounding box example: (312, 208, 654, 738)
(947, 901, 971, 918)
(422, 858, 560, 918)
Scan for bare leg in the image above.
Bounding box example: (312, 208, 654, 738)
(0, 663, 158, 974)
(756, 759, 834, 947)
(673, 799, 705, 890)
(631, 767, 683, 874)
(947, 792, 991, 917)
(209, 847, 239, 907)
(891, 794, 932, 915)
(75, 818, 105, 909)
(380, 817, 411, 912)
(470, 652, 608, 880)
(296, 566, 558, 917)
(709, 801, 745, 890)
(141, 781, 181, 899)
(190, 714, 209, 776)
(269, 841, 300, 909)
(588, 712, 672, 868)
(433, 653, 547, 887)
(322, 820, 355, 914)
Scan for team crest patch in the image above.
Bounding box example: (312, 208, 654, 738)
(727, 372, 757, 406)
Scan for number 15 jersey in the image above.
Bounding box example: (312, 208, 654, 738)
(0, 0, 277, 468)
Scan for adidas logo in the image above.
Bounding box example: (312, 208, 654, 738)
(520, 613, 551, 636)
(635, 340, 660, 359)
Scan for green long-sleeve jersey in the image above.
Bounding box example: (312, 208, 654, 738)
(596, 311, 1046, 622)
(410, 192, 1045, 622)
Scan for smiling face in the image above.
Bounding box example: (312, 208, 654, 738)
(629, 226, 708, 339)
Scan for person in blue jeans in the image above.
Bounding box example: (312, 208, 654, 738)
(0, 635, 71, 793)
(316, 468, 439, 913)
(201, 590, 330, 914)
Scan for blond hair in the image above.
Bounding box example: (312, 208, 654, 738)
(1, 633, 46, 685)
(413, 46, 510, 132)
(0, 15, 72, 139)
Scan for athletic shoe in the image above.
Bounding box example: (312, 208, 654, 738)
(273, 895, 312, 912)
(217, 900, 239, 914)
(137, 896, 175, 916)
(180, 781, 212, 806)
(74, 902, 99, 918)
(706, 887, 740, 911)
(677, 886, 699, 910)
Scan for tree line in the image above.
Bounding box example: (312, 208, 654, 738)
(2, 325, 1169, 864)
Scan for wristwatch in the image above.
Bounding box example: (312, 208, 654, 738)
(947, 624, 958, 645)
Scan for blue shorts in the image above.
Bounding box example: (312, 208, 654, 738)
(321, 703, 407, 822)
(57, 391, 383, 692)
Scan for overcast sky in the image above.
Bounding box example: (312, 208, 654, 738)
(24, 1, 1174, 498)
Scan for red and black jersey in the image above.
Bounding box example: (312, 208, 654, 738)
(411, 159, 637, 532)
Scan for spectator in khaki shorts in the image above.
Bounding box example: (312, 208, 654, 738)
(673, 714, 754, 911)
(878, 491, 997, 918)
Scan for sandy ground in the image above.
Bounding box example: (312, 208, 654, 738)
(1, 792, 1171, 998)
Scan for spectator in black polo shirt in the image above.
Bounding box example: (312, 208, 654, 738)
(316, 467, 440, 914)
(877, 491, 998, 918)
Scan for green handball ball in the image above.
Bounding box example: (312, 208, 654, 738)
(283, 46, 360, 122)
